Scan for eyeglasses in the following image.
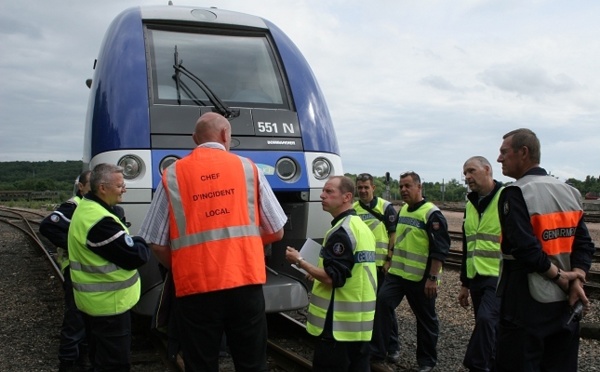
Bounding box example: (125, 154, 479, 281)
(357, 173, 373, 181)
(103, 182, 126, 190)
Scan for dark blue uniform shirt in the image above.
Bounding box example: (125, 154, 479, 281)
(83, 193, 150, 271)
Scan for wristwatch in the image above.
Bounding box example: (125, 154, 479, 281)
(551, 268, 561, 282)
(427, 274, 438, 282)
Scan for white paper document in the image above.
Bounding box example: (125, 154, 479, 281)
(292, 238, 322, 274)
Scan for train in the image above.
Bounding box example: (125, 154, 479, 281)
(83, 5, 343, 316)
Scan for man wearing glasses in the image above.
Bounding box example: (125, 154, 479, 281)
(68, 163, 150, 371)
(371, 171, 450, 372)
(353, 173, 400, 364)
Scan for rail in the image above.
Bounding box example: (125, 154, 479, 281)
(2, 206, 597, 369)
(0, 206, 63, 282)
(0, 206, 179, 371)
(0, 190, 60, 202)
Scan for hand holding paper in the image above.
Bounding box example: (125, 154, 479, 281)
(285, 239, 322, 275)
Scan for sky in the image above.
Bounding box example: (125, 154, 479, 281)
(1, 0, 598, 185)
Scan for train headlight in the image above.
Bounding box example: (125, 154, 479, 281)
(159, 156, 180, 175)
(118, 155, 143, 180)
(312, 157, 332, 180)
(275, 157, 298, 181)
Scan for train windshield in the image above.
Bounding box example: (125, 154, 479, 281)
(147, 27, 288, 108)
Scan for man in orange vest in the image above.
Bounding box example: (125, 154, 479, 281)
(495, 128, 595, 371)
(139, 112, 287, 372)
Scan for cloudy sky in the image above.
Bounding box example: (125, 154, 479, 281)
(1, 0, 598, 184)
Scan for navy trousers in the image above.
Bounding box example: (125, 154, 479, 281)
(463, 275, 500, 372)
(59, 268, 86, 363)
(313, 333, 371, 371)
(377, 268, 400, 354)
(495, 266, 580, 372)
(371, 274, 438, 368)
(84, 311, 132, 372)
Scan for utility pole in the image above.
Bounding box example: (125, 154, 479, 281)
(441, 178, 446, 203)
(384, 172, 391, 201)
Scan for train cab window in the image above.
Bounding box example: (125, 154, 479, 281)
(146, 28, 288, 109)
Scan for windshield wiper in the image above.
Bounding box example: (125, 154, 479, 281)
(172, 46, 240, 119)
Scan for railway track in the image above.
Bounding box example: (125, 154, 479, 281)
(266, 312, 399, 372)
(586, 212, 600, 224)
(0, 207, 327, 371)
(0, 206, 63, 281)
(1, 206, 598, 370)
(445, 229, 600, 299)
(0, 206, 177, 372)
(441, 206, 600, 224)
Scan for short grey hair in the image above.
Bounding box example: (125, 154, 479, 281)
(90, 163, 124, 193)
(464, 156, 493, 176)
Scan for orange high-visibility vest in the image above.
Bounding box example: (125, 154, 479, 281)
(163, 147, 265, 297)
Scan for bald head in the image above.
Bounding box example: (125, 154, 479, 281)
(192, 112, 232, 150)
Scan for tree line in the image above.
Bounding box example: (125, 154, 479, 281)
(0, 161, 597, 203)
(346, 173, 600, 203)
(0, 161, 83, 201)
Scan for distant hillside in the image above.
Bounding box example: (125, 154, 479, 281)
(0, 160, 83, 192)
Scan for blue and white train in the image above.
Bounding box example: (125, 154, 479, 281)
(83, 5, 343, 316)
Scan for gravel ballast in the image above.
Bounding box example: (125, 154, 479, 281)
(0, 210, 597, 371)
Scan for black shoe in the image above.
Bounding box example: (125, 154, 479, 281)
(417, 366, 434, 372)
(370, 359, 394, 372)
(75, 343, 92, 372)
(75, 360, 92, 372)
(386, 350, 400, 364)
(58, 360, 76, 372)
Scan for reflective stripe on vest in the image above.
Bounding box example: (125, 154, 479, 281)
(464, 189, 502, 279)
(353, 198, 391, 266)
(511, 175, 583, 303)
(68, 198, 140, 316)
(163, 148, 264, 297)
(389, 202, 438, 281)
(306, 215, 377, 341)
(55, 196, 81, 272)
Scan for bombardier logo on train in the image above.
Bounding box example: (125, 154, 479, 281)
(83, 5, 343, 315)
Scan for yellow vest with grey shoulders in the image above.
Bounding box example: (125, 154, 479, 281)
(353, 198, 392, 266)
(389, 202, 438, 281)
(68, 198, 140, 316)
(306, 215, 377, 341)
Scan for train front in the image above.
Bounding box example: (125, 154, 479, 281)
(83, 6, 343, 315)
